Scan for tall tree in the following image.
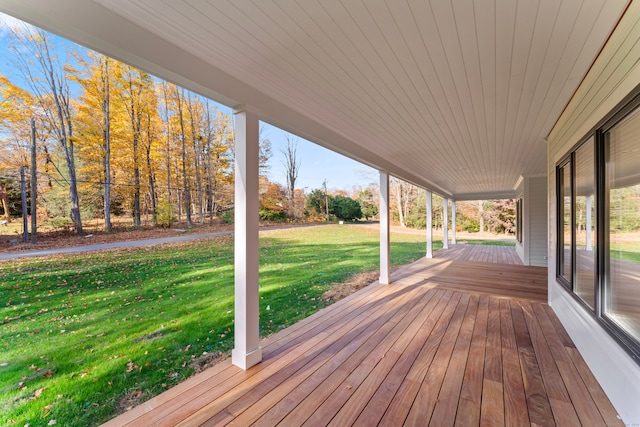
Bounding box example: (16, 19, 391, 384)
(175, 87, 192, 226)
(186, 92, 204, 224)
(160, 82, 173, 205)
(391, 177, 419, 227)
(70, 53, 114, 231)
(10, 27, 83, 232)
(281, 135, 301, 205)
(143, 107, 159, 224)
(0, 74, 36, 220)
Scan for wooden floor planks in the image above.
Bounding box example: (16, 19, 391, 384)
(433, 243, 523, 265)
(103, 246, 623, 427)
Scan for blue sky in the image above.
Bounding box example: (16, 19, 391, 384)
(0, 12, 375, 194)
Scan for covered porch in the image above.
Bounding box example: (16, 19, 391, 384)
(104, 246, 621, 426)
(2, 0, 638, 423)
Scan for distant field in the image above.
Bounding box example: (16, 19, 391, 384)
(0, 224, 434, 426)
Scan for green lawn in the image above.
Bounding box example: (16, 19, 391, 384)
(0, 225, 436, 426)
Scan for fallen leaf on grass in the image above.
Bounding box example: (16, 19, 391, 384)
(32, 387, 45, 399)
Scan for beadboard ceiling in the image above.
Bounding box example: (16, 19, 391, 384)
(0, 0, 630, 199)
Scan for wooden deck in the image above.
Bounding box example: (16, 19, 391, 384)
(433, 243, 522, 265)
(104, 255, 622, 426)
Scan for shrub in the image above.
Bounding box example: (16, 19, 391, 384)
(156, 200, 175, 228)
(259, 208, 287, 221)
(331, 196, 362, 221)
(46, 216, 74, 231)
(221, 209, 234, 224)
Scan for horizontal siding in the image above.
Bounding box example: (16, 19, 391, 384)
(549, 2, 640, 162)
(547, 1, 640, 424)
(528, 176, 547, 267)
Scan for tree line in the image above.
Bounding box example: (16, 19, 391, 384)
(0, 26, 240, 233)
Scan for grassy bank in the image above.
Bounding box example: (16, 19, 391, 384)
(0, 225, 435, 426)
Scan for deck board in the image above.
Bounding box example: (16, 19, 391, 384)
(103, 245, 623, 427)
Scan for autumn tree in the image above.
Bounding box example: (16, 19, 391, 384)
(9, 27, 83, 232)
(0, 74, 35, 220)
(259, 180, 287, 221)
(113, 64, 156, 226)
(174, 87, 192, 226)
(203, 102, 233, 220)
(70, 53, 116, 230)
(482, 199, 516, 234)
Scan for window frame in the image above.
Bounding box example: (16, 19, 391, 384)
(555, 92, 640, 364)
(556, 157, 573, 290)
(516, 198, 523, 244)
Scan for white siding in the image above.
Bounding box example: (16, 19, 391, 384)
(527, 176, 548, 266)
(547, 2, 640, 423)
(515, 175, 547, 267)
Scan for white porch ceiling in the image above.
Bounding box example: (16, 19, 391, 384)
(0, 0, 630, 199)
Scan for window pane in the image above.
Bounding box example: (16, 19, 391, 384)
(560, 164, 572, 281)
(575, 140, 595, 308)
(606, 107, 640, 341)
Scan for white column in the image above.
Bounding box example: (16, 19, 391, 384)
(379, 171, 390, 284)
(426, 191, 433, 258)
(443, 198, 449, 249)
(232, 108, 262, 370)
(586, 195, 593, 251)
(451, 201, 456, 244)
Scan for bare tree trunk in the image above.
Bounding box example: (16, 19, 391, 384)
(47, 41, 82, 233)
(162, 84, 172, 205)
(396, 181, 405, 227)
(479, 200, 485, 232)
(30, 118, 37, 243)
(177, 89, 192, 227)
(282, 136, 301, 215)
(205, 101, 214, 225)
(187, 94, 203, 224)
(0, 183, 10, 221)
(132, 115, 141, 227)
(102, 58, 112, 232)
(145, 114, 157, 225)
(10, 27, 82, 233)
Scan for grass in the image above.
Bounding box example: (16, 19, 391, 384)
(0, 224, 437, 426)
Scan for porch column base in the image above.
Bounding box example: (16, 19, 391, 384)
(232, 347, 263, 370)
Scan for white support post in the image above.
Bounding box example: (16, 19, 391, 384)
(426, 191, 433, 258)
(379, 171, 390, 284)
(451, 201, 456, 245)
(443, 198, 449, 249)
(586, 195, 593, 251)
(232, 108, 262, 370)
